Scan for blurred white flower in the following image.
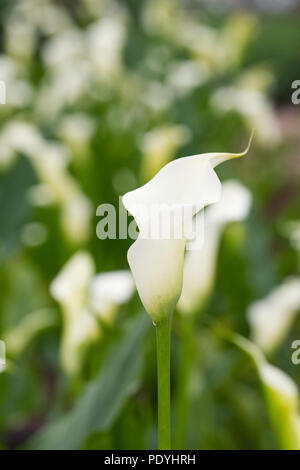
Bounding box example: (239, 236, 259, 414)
(0, 120, 93, 245)
(5, 20, 36, 61)
(35, 61, 91, 120)
(141, 81, 173, 114)
(89, 270, 135, 323)
(123, 142, 251, 323)
(282, 221, 300, 252)
(0, 55, 33, 110)
(51, 253, 136, 374)
(212, 85, 281, 146)
(58, 113, 96, 160)
(60, 193, 93, 246)
(178, 180, 252, 315)
(233, 333, 300, 450)
(42, 29, 85, 69)
(167, 61, 209, 96)
(140, 124, 190, 181)
(248, 277, 300, 353)
(87, 15, 126, 81)
(16, 0, 72, 36)
(50, 252, 99, 375)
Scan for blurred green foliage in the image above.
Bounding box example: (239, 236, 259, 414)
(0, 0, 300, 450)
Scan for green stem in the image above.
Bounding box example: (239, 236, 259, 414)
(156, 314, 172, 450)
(174, 313, 196, 449)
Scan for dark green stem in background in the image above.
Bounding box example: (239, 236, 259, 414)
(174, 313, 196, 449)
(156, 314, 172, 450)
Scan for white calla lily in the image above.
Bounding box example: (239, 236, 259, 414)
(123, 140, 252, 323)
(178, 180, 252, 314)
(232, 334, 300, 450)
(50, 251, 99, 375)
(248, 277, 300, 354)
(89, 270, 135, 323)
(123, 137, 252, 449)
(50, 254, 135, 374)
(140, 124, 190, 181)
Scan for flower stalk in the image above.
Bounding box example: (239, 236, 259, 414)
(156, 313, 172, 450)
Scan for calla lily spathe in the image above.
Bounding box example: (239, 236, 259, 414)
(123, 138, 252, 323)
(178, 180, 252, 315)
(233, 333, 300, 450)
(50, 252, 135, 374)
(247, 277, 300, 353)
(89, 270, 135, 323)
(50, 251, 98, 375)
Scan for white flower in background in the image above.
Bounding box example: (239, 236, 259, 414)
(178, 180, 252, 315)
(0, 55, 33, 111)
(89, 270, 135, 323)
(0, 121, 43, 169)
(50, 252, 99, 375)
(123, 141, 252, 323)
(141, 81, 173, 114)
(5, 19, 36, 61)
(247, 277, 300, 354)
(167, 60, 210, 96)
(233, 334, 300, 450)
(58, 113, 96, 161)
(282, 220, 300, 252)
(16, 0, 72, 36)
(35, 62, 91, 120)
(42, 29, 85, 69)
(83, 0, 108, 18)
(50, 253, 135, 374)
(0, 121, 93, 245)
(0, 341, 6, 373)
(87, 15, 127, 81)
(140, 124, 190, 181)
(212, 85, 281, 146)
(60, 194, 93, 246)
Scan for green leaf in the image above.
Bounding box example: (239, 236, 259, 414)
(0, 156, 35, 260)
(27, 313, 150, 450)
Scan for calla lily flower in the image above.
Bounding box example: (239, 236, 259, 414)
(50, 251, 99, 375)
(140, 124, 190, 182)
(50, 253, 135, 374)
(89, 270, 135, 323)
(232, 333, 300, 450)
(247, 277, 300, 354)
(123, 138, 252, 323)
(178, 180, 252, 315)
(0, 120, 93, 245)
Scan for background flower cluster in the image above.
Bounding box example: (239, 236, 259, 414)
(0, 0, 300, 450)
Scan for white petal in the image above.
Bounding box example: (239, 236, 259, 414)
(127, 237, 186, 323)
(178, 180, 252, 314)
(178, 224, 220, 314)
(89, 270, 135, 320)
(248, 277, 300, 353)
(232, 333, 300, 449)
(123, 140, 252, 321)
(205, 179, 252, 227)
(50, 251, 95, 313)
